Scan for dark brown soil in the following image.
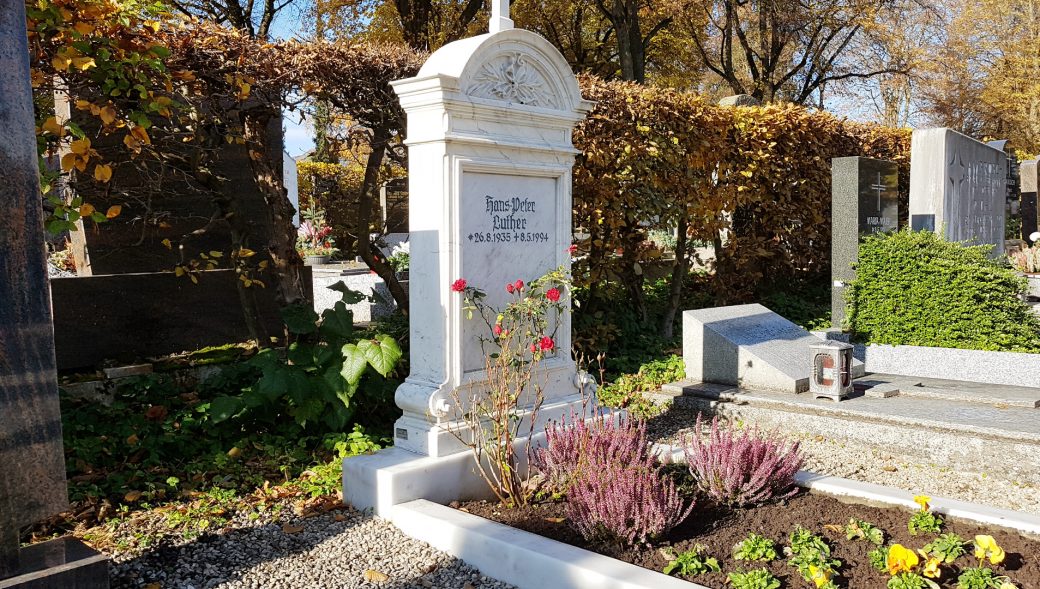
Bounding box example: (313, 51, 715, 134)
(457, 491, 1040, 588)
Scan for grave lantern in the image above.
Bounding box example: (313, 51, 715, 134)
(809, 340, 854, 401)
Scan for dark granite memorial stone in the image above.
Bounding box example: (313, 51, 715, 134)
(1, 3, 107, 586)
(830, 156, 899, 328)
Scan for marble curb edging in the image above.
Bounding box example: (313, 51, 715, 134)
(389, 499, 708, 589)
(654, 443, 1040, 537)
(387, 461, 1040, 589)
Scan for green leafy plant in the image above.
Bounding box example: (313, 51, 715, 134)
(734, 533, 779, 562)
(847, 230, 1040, 352)
(727, 569, 781, 589)
(908, 495, 944, 536)
(787, 526, 841, 586)
(870, 545, 890, 572)
(208, 281, 401, 431)
(595, 354, 684, 416)
(889, 572, 940, 589)
(662, 544, 721, 576)
(957, 567, 1014, 589)
(923, 533, 968, 564)
(845, 518, 884, 545)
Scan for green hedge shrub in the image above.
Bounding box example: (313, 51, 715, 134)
(846, 230, 1040, 352)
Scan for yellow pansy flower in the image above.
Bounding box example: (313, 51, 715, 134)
(809, 565, 831, 588)
(913, 495, 931, 511)
(922, 556, 941, 579)
(974, 535, 1006, 565)
(887, 544, 919, 575)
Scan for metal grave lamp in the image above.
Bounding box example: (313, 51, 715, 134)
(809, 340, 855, 401)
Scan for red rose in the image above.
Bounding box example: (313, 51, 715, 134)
(545, 287, 561, 302)
(451, 279, 467, 292)
(539, 336, 554, 351)
(493, 324, 503, 336)
(530, 343, 538, 353)
(514, 279, 524, 291)
(567, 244, 578, 254)
(506, 283, 515, 294)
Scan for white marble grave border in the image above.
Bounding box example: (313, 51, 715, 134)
(373, 446, 1040, 589)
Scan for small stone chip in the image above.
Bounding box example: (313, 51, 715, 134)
(363, 569, 390, 583)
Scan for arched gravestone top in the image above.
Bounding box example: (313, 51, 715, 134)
(414, 28, 587, 116)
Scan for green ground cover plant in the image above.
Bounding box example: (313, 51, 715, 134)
(847, 230, 1040, 352)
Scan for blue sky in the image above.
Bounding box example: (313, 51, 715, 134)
(269, 8, 317, 157)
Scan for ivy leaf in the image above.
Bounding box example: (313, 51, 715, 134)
(340, 343, 368, 385)
(357, 335, 402, 378)
(280, 303, 318, 334)
(319, 302, 354, 341)
(209, 396, 243, 423)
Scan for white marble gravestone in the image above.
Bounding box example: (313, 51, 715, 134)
(388, 19, 593, 457)
(909, 128, 1008, 257)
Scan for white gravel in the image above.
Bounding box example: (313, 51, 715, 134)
(649, 406, 1040, 516)
(111, 505, 514, 589)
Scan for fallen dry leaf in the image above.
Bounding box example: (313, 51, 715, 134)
(823, 524, 843, 533)
(543, 517, 565, 523)
(281, 523, 304, 534)
(363, 569, 389, 583)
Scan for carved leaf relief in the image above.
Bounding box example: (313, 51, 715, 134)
(467, 52, 559, 109)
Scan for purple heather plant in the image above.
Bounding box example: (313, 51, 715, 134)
(542, 412, 693, 546)
(534, 409, 651, 494)
(683, 415, 803, 507)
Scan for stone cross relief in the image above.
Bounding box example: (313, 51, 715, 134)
(870, 172, 886, 211)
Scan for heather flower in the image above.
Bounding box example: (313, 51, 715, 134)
(683, 415, 803, 507)
(536, 413, 693, 546)
(539, 336, 554, 351)
(451, 278, 467, 292)
(545, 287, 561, 302)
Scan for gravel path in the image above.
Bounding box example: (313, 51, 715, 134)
(110, 503, 514, 589)
(647, 405, 1040, 516)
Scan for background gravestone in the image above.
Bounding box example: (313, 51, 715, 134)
(830, 156, 899, 329)
(1022, 159, 1038, 242)
(909, 127, 1008, 257)
(1, 2, 107, 586)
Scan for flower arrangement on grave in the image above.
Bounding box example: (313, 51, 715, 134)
(296, 205, 338, 258)
(447, 268, 570, 507)
(387, 241, 410, 272)
(1009, 243, 1040, 274)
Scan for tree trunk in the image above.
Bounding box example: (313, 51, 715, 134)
(612, 0, 646, 83)
(660, 214, 690, 339)
(357, 126, 409, 313)
(241, 108, 309, 307)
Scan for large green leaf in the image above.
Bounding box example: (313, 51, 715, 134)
(209, 396, 244, 423)
(340, 343, 368, 385)
(319, 302, 354, 342)
(358, 335, 402, 378)
(280, 303, 319, 335)
(287, 342, 315, 368)
(255, 363, 291, 402)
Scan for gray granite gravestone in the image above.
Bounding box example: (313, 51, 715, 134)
(1022, 160, 1038, 242)
(1, 2, 108, 586)
(909, 128, 1008, 257)
(682, 304, 864, 393)
(830, 157, 899, 328)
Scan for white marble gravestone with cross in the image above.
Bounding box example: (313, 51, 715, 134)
(388, 4, 593, 458)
